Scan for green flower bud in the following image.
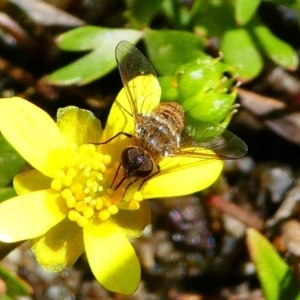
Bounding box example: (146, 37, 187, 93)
(158, 76, 179, 101)
(175, 55, 238, 125)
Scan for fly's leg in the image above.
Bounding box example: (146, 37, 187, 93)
(110, 163, 122, 189)
(91, 131, 132, 188)
(138, 165, 161, 190)
(112, 165, 160, 198)
(93, 131, 132, 145)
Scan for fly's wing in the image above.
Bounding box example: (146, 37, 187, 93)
(179, 122, 248, 160)
(115, 41, 161, 118)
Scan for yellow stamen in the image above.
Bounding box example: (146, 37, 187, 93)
(50, 143, 144, 228)
(128, 200, 140, 210)
(62, 174, 73, 187)
(83, 207, 94, 218)
(66, 196, 76, 208)
(98, 210, 110, 221)
(108, 205, 118, 215)
(51, 179, 63, 191)
(133, 191, 144, 202)
(68, 210, 80, 221)
(77, 216, 88, 227)
(75, 201, 86, 212)
(96, 198, 103, 210)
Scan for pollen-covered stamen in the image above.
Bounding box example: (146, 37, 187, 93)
(50, 143, 144, 227)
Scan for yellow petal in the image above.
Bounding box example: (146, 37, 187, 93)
(84, 219, 140, 295)
(57, 106, 103, 148)
(0, 190, 67, 242)
(100, 74, 161, 164)
(98, 92, 128, 162)
(14, 170, 52, 195)
(142, 156, 224, 198)
(31, 218, 83, 271)
(0, 97, 72, 177)
(101, 74, 161, 141)
(118, 74, 161, 116)
(99, 92, 131, 159)
(112, 201, 151, 239)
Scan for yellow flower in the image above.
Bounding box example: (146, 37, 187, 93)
(0, 75, 223, 295)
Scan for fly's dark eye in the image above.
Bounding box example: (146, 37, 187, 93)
(121, 147, 153, 178)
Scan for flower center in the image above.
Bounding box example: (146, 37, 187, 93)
(50, 144, 144, 227)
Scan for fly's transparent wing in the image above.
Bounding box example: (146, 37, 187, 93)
(115, 41, 248, 161)
(115, 41, 161, 116)
(180, 122, 248, 159)
(116, 41, 156, 81)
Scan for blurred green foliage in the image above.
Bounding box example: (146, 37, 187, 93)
(47, 1, 300, 83)
(160, 55, 237, 125)
(0, 135, 24, 203)
(47, 0, 298, 83)
(247, 229, 300, 300)
(0, 265, 30, 299)
(46, 27, 142, 85)
(47, 27, 238, 126)
(143, 0, 298, 79)
(45, 0, 299, 127)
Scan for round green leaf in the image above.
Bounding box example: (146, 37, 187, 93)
(193, 1, 235, 37)
(127, 0, 162, 27)
(144, 30, 204, 75)
(235, 0, 262, 25)
(251, 23, 298, 70)
(221, 28, 263, 80)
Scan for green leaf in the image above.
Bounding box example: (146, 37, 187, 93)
(247, 228, 300, 300)
(193, 1, 235, 37)
(144, 30, 204, 76)
(250, 23, 299, 70)
(0, 265, 30, 297)
(221, 27, 263, 80)
(126, 0, 162, 27)
(46, 26, 142, 85)
(158, 76, 179, 101)
(0, 135, 25, 188)
(0, 188, 17, 204)
(0, 295, 15, 300)
(161, 0, 192, 29)
(290, 1, 300, 19)
(235, 0, 262, 25)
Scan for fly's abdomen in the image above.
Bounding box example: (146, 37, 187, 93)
(135, 102, 185, 158)
(154, 102, 185, 137)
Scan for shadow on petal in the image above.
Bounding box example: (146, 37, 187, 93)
(14, 170, 52, 195)
(31, 218, 84, 271)
(112, 202, 151, 239)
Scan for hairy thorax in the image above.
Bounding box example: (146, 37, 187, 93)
(134, 102, 185, 161)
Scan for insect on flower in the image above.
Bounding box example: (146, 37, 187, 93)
(102, 40, 248, 191)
